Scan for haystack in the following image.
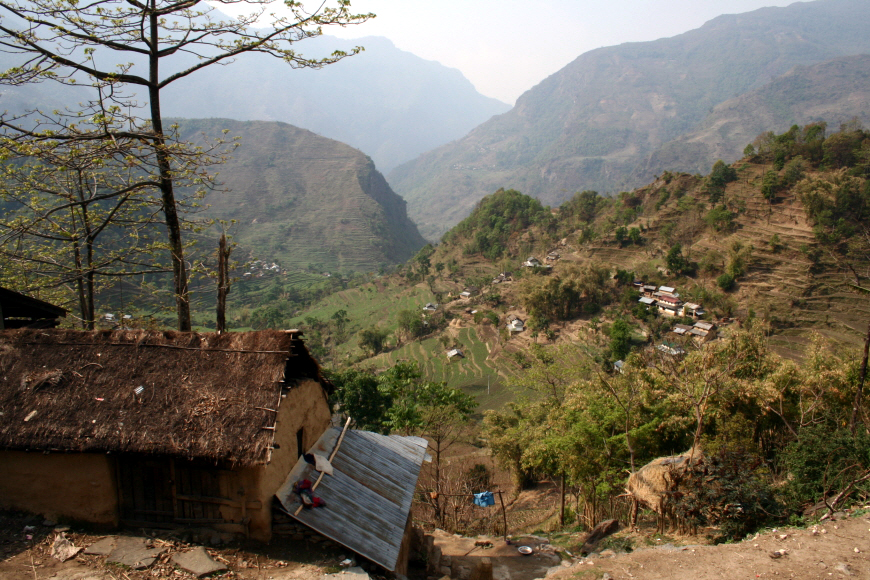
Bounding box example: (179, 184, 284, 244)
(626, 448, 703, 513)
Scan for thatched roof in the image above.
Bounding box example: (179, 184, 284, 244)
(0, 287, 67, 328)
(0, 329, 328, 466)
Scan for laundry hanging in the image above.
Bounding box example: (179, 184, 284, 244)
(473, 491, 495, 507)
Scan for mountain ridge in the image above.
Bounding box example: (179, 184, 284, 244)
(388, 0, 870, 241)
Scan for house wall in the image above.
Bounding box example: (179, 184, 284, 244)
(247, 379, 332, 541)
(0, 451, 118, 525)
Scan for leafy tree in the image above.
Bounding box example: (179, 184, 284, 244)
(0, 0, 371, 329)
(628, 227, 643, 245)
(704, 205, 734, 232)
(706, 160, 737, 202)
(609, 318, 632, 360)
(517, 263, 611, 321)
(0, 131, 179, 328)
(326, 367, 394, 433)
(358, 326, 389, 356)
(761, 170, 780, 202)
(666, 243, 694, 275)
(614, 226, 628, 246)
(716, 273, 735, 291)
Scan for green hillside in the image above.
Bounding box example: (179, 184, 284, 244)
(179, 119, 427, 274)
(286, 122, 870, 400)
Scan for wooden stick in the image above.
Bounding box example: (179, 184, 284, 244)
(498, 490, 508, 542)
(294, 417, 352, 516)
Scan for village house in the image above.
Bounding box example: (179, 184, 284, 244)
(423, 302, 439, 312)
(682, 302, 706, 318)
(656, 294, 684, 317)
(690, 320, 717, 343)
(642, 284, 657, 297)
(0, 328, 426, 572)
(446, 348, 465, 360)
(522, 257, 542, 267)
(507, 317, 525, 334)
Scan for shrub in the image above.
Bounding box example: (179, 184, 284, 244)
(671, 449, 780, 542)
(717, 273, 736, 291)
(779, 426, 870, 514)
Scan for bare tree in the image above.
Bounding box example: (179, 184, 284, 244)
(0, 0, 371, 329)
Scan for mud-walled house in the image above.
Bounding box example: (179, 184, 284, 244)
(0, 328, 332, 542)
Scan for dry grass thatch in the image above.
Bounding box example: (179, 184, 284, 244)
(0, 328, 326, 466)
(627, 448, 703, 513)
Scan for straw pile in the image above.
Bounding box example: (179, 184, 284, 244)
(627, 448, 703, 513)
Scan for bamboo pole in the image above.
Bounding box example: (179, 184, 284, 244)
(294, 417, 352, 516)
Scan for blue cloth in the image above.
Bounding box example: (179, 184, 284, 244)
(473, 491, 496, 507)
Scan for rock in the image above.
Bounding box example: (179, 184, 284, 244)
(209, 533, 222, 546)
(769, 549, 788, 559)
(105, 536, 165, 570)
(599, 549, 616, 557)
(320, 567, 371, 580)
(427, 546, 442, 574)
(440, 566, 452, 577)
(54, 526, 71, 533)
(545, 566, 563, 577)
(42, 519, 57, 527)
(579, 519, 620, 554)
(468, 558, 492, 580)
(84, 537, 118, 556)
(835, 562, 855, 576)
(456, 566, 472, 580)
(602, 574, 613, 580)
(51, 534, 83, 562)
(441, 555, 452, 567)
(172, 547, 227, 578)
(239, 560, 248, 569)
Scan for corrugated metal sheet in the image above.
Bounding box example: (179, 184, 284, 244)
(275, 427, 428, 571)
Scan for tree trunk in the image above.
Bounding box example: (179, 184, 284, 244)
(149, 4, 190, 331)
(559, 475, 566, 528)
(216, 234, 230, 333)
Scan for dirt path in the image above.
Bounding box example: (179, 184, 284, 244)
(556, 515, 870, 580)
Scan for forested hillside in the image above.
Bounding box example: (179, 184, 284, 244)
(389, 0, 870, 240)
(181, 119, 427, 274)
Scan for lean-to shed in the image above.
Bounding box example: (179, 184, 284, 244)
(0, 328, 332, 541)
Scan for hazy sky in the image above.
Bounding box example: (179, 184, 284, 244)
(227, 0, 804, 104)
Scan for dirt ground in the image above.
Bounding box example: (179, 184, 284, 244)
(0, 511, 348, 580)
(5, 506, 870, 580)
(557, 514, 870, 580)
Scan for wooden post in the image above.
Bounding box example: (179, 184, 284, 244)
(497, 490, 508, 542)
(216, 233, 231, 334)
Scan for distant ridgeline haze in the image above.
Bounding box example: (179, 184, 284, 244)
(388, 0, 870, 241)
(0, 33, 509, 175)
(160, 35, 510, 174)
(179, 119, 427, 273)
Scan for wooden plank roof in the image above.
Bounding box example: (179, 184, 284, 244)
(276, 427, 429, 571)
